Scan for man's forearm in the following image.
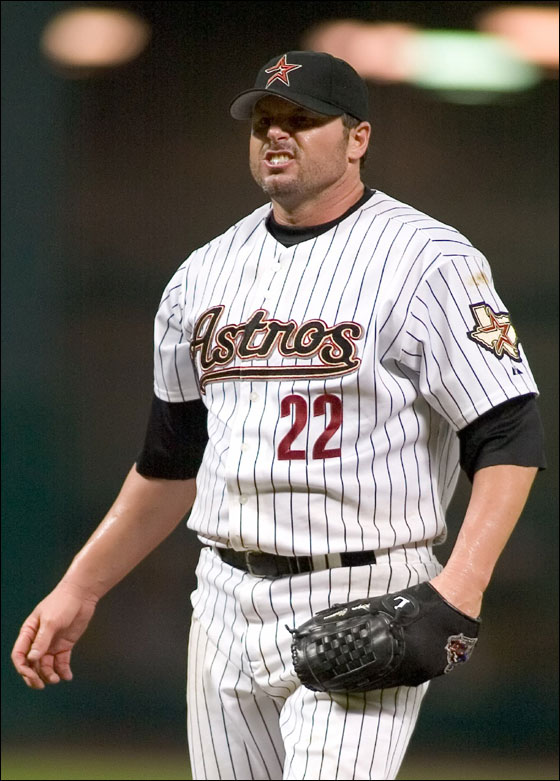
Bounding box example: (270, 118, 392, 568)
(431, 464, 538, 617)
(60, 466, 197, 602)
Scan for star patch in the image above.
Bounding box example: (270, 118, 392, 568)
(264, 55, 302, 88)
(467, 303, 521, 362)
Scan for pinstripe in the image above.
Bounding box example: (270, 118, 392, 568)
(350, 695, 368, 779)
(317, 697, 335, 779)
(383, 688, 401, 779)
(265, 579, 292, 688)
(434, 266, 494, 402)
(230, 674, 272, 779)
(244, 745, 254, 778)
(395, 363, 427, 539)
(397, 411, 413, 542)
(386, 687, 413, 779)
(251, 381, 268, 549)
(285, 690, 308, 779)
(199, 225, 243, 303)
(376, 235, 427, 332)
(187, 618, 206, 778)
(334, 693, 351, 779)
(186, 244, 211, 317)
(156, 312, 176, 400)
(445, 457, 460, 492)
(243, 685, 283, 776)
(376, 248, 441, 357)
(431, 238, 474, 247)
(410, 313, 470, 425)
(424, 404, 441, 528)
(302, 693, 320, 778)
(383, 393, 396, 546)
(159, 281, 183, 307)
(213, 644, 239, 778)
(200, 630, 222, 777)
(213, 387, 239, 540)
(398, 684, 423, 769)
(416, 293, 480, 414)
(368, 687, 385, 778)
(251, 585, 293, 699)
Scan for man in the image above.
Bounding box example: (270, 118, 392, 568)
(12, 52, 545, 780)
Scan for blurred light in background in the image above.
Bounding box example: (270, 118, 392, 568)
(301, 21, 416, 83)
(477, 5, 559, 69)
(41, 7, 150, 72)
(406, 31, 540, 95)
(303, 5, 558, 103)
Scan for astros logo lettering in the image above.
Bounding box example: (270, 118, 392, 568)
(190, 305, 364, 391)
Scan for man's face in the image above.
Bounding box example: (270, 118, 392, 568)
(249, 96, 351, 204)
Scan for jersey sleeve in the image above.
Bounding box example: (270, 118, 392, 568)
(153, 261, 200, 403)
(136, 395, 209, 479)
(459, 394, 546, 481)
(396, 254, 539, 431)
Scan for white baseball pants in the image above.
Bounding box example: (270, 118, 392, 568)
(187, 545, 441, 780)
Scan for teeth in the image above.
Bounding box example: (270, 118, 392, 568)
(269, 154, 290, 164)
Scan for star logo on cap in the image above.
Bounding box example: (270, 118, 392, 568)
(264, 55, 302, 88)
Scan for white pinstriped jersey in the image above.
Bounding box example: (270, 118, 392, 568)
(153, 190, 538, 556)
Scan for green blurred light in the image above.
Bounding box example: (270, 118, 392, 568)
(408, 31, 540, 94)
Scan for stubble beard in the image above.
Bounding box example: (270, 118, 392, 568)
(250, 158, 305, 204)
(252, 156, 348, 210)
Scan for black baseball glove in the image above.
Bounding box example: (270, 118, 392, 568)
(289, 582, 480, 693)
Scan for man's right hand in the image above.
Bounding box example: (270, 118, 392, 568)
(11, 582, 98, 689)
(11, 469, 197, 690)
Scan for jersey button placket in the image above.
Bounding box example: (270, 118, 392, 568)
(245, 237, 281, 311)
(258, 246, 293, 307)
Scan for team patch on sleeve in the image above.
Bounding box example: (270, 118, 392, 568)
(466, 303, 521, 361)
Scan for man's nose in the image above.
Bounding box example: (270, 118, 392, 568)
(267, 123, 290, 140)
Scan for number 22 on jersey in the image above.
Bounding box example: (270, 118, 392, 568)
(278, 393, 342, 461)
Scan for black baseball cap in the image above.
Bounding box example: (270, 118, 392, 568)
(230, 51, 369, 122)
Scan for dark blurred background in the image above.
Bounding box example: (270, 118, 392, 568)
(2, 1, 558, 777)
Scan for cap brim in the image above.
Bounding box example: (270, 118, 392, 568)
(230, 88, 343, 120)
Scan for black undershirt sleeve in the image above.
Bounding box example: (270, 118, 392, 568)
(135, 395, 209, 480)
(459, 394, 546, 483)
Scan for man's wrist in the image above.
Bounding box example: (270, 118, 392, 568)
(58, 576, 103, 605)
(430, 569, 484, 619)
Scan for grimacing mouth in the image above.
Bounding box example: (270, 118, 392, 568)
(264, 149, 295, 162)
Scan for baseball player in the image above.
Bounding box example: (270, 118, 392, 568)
(12, 52, 545, 780)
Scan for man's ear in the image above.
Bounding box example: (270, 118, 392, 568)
(348, 122, 371, 163)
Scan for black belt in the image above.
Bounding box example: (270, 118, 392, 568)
(214, 547, 376, 578)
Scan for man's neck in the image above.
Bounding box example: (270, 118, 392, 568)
(271, 177, 365, 228)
